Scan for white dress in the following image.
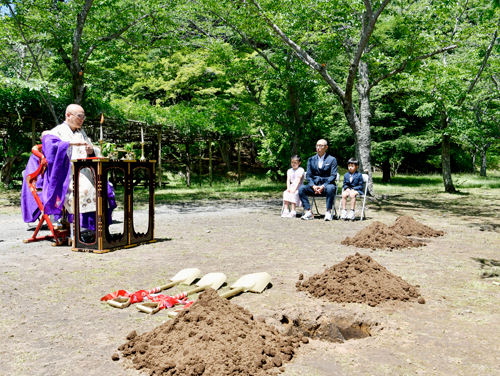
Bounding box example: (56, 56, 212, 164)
(48, 122, 101, 214)
(283, 167, 305, 207)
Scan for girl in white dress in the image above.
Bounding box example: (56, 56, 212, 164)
(282, 155, 305, 218)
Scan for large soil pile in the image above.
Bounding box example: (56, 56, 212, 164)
(297, 253, 424, 307)
(389, 215, 445, 237)
(341, 221, 423, 250)
(117, 288, 304, 375)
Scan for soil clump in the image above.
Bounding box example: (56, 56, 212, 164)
(118, 288, 304, 375)
(341, 221, 423, 250)
(389, 215, 445, 237)
(297, 253, 423, 307)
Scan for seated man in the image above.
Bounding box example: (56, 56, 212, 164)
(22, 104, 116, 243)
(299, 139, 338, 221)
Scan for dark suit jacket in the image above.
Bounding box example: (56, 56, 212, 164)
(305, 154, 338, 187)
(343, 171, 364, 194)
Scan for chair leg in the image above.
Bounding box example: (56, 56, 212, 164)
(312, 197, 319, 216)
(360, 194, 368, 221)
(332, 192, 338, 217)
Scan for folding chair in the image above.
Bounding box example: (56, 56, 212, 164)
(23, 144, 70, 246)
(311, 173, 340, 217)
(337, 173, 369, 221)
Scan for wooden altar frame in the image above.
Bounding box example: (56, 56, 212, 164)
(71, 159, 156, 253)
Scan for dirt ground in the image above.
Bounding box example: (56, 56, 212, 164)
(1, 191, 500, 376)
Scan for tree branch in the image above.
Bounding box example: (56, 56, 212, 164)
(345, 0, 391, 100)
(457, 24, 498, 107)
(211, 11, 280, 72)
(369, 44, 457, 91)
(5, 1, 59, 124)
(246, 0, 345, 99)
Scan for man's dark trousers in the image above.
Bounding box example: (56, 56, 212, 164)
(299, 184, 336, 211)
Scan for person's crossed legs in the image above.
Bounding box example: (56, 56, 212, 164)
(299, 184, 336, 220)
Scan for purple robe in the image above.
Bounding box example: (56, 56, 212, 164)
(20, 135, 116, 230)
(21, 154, 45, 223)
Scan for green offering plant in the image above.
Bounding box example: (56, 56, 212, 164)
(124, 142, 135, 160)
(101, 142, 116, 157)
(124, 142, 135, 153)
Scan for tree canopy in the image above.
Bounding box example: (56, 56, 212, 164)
(1, 0, 500, 190)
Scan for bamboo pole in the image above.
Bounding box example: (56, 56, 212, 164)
(157, 129, 162, 188)
(186, 141, 191, 187)
(237, 139, 241, 185)
(209, 136, 213, 187)
(199, 144, 202, 187)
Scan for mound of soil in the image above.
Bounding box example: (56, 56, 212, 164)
(389, 215, 445, 237)
(297, 253, 424, 307)
(341, 221, 424, 250)
(117, 288, 304, 375)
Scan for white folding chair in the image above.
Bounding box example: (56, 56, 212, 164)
(311, 173, 340, 217)
(280, 171, 306, 217)
(337, 173, 369, 221)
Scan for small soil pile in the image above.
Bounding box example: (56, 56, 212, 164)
(341, 221, 423, 250)
(117, 288, 304, 375)
(389, 215, 445, 237)
(297, 253, 424, 307)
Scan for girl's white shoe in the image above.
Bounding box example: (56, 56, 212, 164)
(281, 210, 290, 218)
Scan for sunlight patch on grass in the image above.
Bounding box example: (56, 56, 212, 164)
(154, 174, 282, 204)
(374, 172, 500, 194)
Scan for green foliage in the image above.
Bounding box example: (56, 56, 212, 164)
(2, 0, 500, 188)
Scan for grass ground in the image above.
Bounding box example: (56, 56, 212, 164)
(4, 171, 500, 211)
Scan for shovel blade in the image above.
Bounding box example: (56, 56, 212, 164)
(229, 272, 271, 293)
(195, 272, 227, 289)
(169, 268, 201, 285)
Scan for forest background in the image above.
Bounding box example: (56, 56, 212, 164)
(1, 0, 500, 195)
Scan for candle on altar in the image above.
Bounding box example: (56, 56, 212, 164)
(141, 127, 144, 143)
(100, 114, 104, 140)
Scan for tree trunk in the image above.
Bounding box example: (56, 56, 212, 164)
(248, 140, 257, 164)
(382, 158, 391, 183)
(480, 148, 487, 177)
(471, 147, 477, 173)
(287, 59, 301, 157)
(0, 156, 17, 188)
(353, 61, 374, 195)
(218, 140, 231, 171)
(72, 69, 86, 104)
(442, 133, 456, 193)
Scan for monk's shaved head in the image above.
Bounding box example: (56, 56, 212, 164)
(65, 104, 85, 131)
(66, 104, 84, 117)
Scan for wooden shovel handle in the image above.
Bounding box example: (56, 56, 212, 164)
(136, 302, 160, 314)
(185, 285, 207, 296)
(108, 297, 130, 309)
(158, 280, 178, 291)
(219, 286, 245, 299)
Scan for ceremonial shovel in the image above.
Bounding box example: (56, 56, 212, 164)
(108, 268, 201, 309)
(167, 272, 271, 318)
(137, 272, 227, 314)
